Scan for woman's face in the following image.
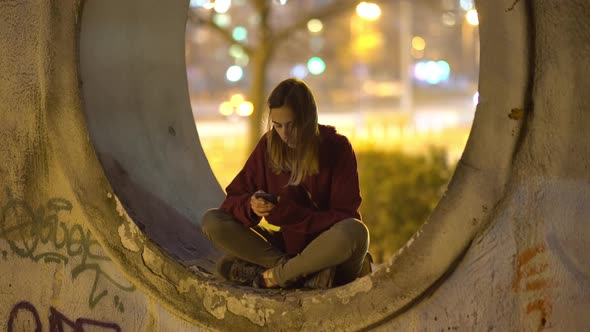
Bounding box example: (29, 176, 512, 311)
(271, 106, 297, 148)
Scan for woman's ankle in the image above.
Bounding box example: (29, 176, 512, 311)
(253, 269, 279, 288)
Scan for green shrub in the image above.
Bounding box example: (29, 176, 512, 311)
(357, 147, 455, 263)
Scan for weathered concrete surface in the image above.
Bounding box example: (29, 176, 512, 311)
(1, 0, 589, 331)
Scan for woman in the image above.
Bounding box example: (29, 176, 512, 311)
(201, 78, 370, 289)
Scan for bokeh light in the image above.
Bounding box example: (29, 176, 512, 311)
(213, 14, 231, 27)
(232, 26, 248, 41)
(291, 64, 309, 79)
(307, 19, 323, 33)
(226, 65, 244, 82)
(307, 57, 326, 75)
(460, 0, 474, 11)
(214, 0, 231, 14)
(414, 60, 451, 85)
(466, 9, 479, 26)
(442, 12, 456, 26)
(190, 0, 214, 9)
(219, 101, 233, 116)
(412, 36, 426, 51)
(230, 93, 244, 104)
(356, 2, 381, 21)
(237, 101, 254, 117)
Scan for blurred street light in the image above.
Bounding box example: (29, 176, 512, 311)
(307, 57, 326, 75)
(190, 0, 214, 9)
(466, 9, 479, 26)
(356, 2, 381, 21)
(460, 0, 475, 11)
(219, 101, 233, 116)
(291, 64, 308, 79)
(219, 93, 254, 117)
(226, 65, 243, 82)
(237, 101, 254, 116)
(350, 3, 383, 62)
(213, 13, 231, 27)
(411, 36, 426, 51)
(307, 19, 323, 34)
(214, 0, 231, 14)
(232, 26, 247, 41)
(411, 34, 425, 59)
(230, 93, 244, 104)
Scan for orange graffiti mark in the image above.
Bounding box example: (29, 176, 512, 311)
(526, 299, 551, 331)
(525, 279, 549, 292)
(513, 244, 553, 331)
(512, 245, 547, 291)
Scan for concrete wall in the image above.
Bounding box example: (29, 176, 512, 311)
(1, 0, 589, 331)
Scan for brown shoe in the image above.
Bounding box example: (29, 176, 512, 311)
(217, 256, 265, 285)
(303, 267, 336, 290)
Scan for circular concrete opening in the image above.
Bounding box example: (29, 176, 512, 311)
(77, 0, 526, 330)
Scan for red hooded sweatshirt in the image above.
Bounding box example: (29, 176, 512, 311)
(220, 125, 362, 255)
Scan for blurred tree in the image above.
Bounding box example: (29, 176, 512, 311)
(357, 147, 455, 263)
(189, 0, 390, 151)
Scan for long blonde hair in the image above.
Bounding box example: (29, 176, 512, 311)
(266, 78, 319, 186)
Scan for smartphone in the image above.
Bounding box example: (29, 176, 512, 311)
(254, 192, 278, 204)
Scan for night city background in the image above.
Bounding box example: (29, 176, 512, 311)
(185, 0, 480, 261)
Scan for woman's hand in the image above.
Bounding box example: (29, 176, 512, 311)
(251, 190, 276, 217)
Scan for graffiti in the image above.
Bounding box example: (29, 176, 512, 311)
(114, 295, 125, 313)
(513, 244, 553, 331)
(8, 301, 121, 332)
(7, 302, 41, 332)
(0, 192, 135, 309)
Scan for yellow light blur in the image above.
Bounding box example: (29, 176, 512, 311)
(353, 33, 382, 53)
(356, 2, 381, 21)
(411, 36, 426, 51)
(362, 80, 401, 97)
(237, 101, 254, 117)
(307, 19, 323, 33)
(219, 101, 234, 116)
(219, 94, 254, 117)
(466, 9, 479, 26)
(230, 93, 245, 104)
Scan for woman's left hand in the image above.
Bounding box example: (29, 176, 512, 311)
(250, 191, 276, 217)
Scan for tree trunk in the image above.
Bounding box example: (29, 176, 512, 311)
(247, 47, 271, 152)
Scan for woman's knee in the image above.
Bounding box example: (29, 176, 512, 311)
(200, 208, 231, 238)
(333, 218, 369, 251)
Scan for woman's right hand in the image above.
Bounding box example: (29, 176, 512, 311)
(250, 190, 276, 217)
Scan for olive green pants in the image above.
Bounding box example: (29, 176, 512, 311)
(201, 208, 370, 287)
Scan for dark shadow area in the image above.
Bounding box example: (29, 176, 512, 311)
(97, 153, 221, 269)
